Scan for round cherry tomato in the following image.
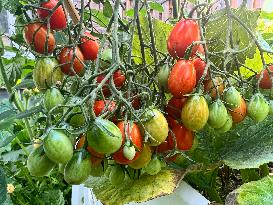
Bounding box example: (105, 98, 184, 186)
(80, 31, 99, 61)
(204, 77, 225, 99)
(166, 97, 187, 120)
(93, 100, 116, 116)
(113, 122, 143, 165)
(58, 47, 84, 76)
(229, 97, 247, 123)
(256, 65, 273, 89)
(167, 19, 200, 59)
(24, 23, 55, 54)
(193, 57, 208, 83)
(96, 70, 125, 96)
(37, 0, 67, 30)
(168, 60, 196, 98)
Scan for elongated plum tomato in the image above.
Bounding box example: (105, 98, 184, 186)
(229, 97, 247, 124)
(181, 95, 209, 131)
(247, 93, 269, 122)
(157, 123, 194, 152)
(96, 70, 125, 96)
(204, 77, 225, 99)
(193, 58, 208, 83)
(256, 65, 273, 89)
(58, 47, 84, 76)
(166, 97, 187, 120)
(93, 100, 116, 116)
(113, 122, 143, 165)
(167, 19, 200, 59)
(80, 32, 99, 61)
(37, 0, 67, 30)
(168, 60, 196, 98)
(24, 23, 55, 54)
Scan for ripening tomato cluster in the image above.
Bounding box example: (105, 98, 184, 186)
(23, 0, 99, 77)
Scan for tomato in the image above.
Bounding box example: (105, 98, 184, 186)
(256, 65, 273, 89)
(141, 109, 169, 146)
(181, 95, 209, 131)
(58, 47, 84, 76)
(223, 87, 241, 109)
(208, 100, 228, 128)
(109, 166, 125, 186)
(168, 60, 196, 98)
(75, 135, 104, 165)
(129, 144, 152, 169)
(90, 159, 108, 177)
(96, 70, 126, 96)
(247, 93, 269, 122)
(33, 58, 63, 91)
(229, 97, 247, 123)
(43, 87, 64, 112)
(204, 77, 225, 99)
(24, 23, 55, 54)
(93, 100, 116, 116)
(43, 130, 73, 164)
(215, 114, 233, 133)
(167, 19, 200, 59)
(193, 57, 208, 83)
(123, 146, 136, 161)
(113, 122, 143, 165)
(144, 157, 161, 175)
(166, 116, 179, 129)
(157, 64, 170, 90)
(64, 151, 92, 185)
(37, 0, 67, 30)
(79, 31, 99, 61)
(192, 44, 205, 57)
(87, 118, 122, 154)
(27, 146, 55, 177)
(166, 96, 187, 120)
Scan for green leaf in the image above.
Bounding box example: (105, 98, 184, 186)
(0, 167, 7, 204)
(206, 7, 260, 68)
(85, 170, 184, 205)
(42, 190, 65, 205)
(84, 9, 110, 28)
(0, 130, 14, 148)
(132, 15, 173, 65)
(149, 2, 164, 13)
(103, 0, 113, 18)
(260, 11, 273, 20)
(13, 79, 35, 90)
(226, 176, 273, 205)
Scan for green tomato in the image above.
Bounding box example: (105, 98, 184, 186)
(43, 87, 64, 112)
(27, 146, 56, 177)
(123, 146, 136, 161)
(64, 151, 92, 185)
(208, 100, 228, 128)
(247, 93, 269, 122)
(144, 157, 161, 176)
(157, 64, 170, 91)
(87, 118, 122, 154)
(215, 114, 233, 133)
(223, 87, 241, 109)
(43, 130, 73, 164)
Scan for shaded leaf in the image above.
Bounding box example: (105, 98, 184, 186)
(85, 170, 184, 205)
(103, 0, 113, 18)
(13, 79, 35, 90)
(0, 131, 14, 148)
(0, 167, 7, 204)
(149, 2, 164, 13)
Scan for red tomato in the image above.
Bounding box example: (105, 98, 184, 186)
(37, 0, 67, 30)
(168, 60, 196, 97)
(256, 65, 273, 89)
(79, 32, 99, 61)
(24, 23, 55, 54)
(113, 122, 143, 164)
(166, 97, 187, 120)
(193, 58, 208, 83)
(229, 97, 247, 123)
(166, 116, 179, 129)
(93, 100, 116, 116)
(96, 70, 125, 96)
(167, 19, 200, 59)
(58, 47, 84, 76)
(204, 77, 225, 99)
